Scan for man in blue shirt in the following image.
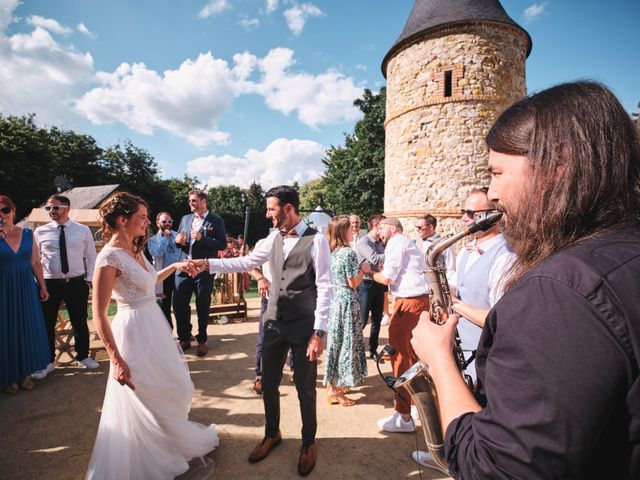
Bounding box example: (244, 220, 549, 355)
(147, 211, 180, 328)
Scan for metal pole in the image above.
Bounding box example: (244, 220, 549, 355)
(242, 206, 251, 255)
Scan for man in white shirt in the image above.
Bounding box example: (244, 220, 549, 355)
(192, 185, 332, 476)
(414, 214, 456, 282)
(33, 195, 99, 379)
(363, 217, 429, 434)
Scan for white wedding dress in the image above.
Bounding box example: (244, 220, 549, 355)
(86, 246, 219, 480)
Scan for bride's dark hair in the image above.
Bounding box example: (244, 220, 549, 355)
(98, 192, 150, 254)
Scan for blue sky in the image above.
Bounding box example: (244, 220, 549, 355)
(1, 0, 638, 189)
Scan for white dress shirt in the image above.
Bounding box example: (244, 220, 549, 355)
(207, 221, 332, 331)
(452, 233, 512, 306)
(35, 219, 97, 281)
(188, 210, 208, 258)
(380, 234, 429, 298)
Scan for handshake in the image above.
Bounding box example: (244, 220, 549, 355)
(174, 259, 210, 277)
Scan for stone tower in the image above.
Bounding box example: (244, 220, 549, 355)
(382, 0, 531, 234)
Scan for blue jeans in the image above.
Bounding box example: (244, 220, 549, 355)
(357, 280, 385, 354)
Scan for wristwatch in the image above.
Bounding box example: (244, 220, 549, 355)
(313, 329, 325, 338)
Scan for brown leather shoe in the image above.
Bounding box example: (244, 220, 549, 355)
(196, 342, 209, 357)
(179, 340, 191, 351)
(298, 444, 316, 476)
(248, 431, 282, 463)
(253, 377, 262, 395)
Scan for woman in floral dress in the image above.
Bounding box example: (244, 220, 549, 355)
(323, 215, 367, 406)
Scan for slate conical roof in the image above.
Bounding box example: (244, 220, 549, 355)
(382, 0, 531, 77)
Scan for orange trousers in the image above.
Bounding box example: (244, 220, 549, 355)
(388, 295, 429, 414)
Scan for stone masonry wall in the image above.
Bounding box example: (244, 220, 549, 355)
(384, 22, 528, 238)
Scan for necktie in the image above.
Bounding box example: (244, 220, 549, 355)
(59, 225, 69, 274)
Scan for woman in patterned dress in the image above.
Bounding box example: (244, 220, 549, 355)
(323, 215, 367, 406)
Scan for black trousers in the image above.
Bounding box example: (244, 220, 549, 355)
(173, 271, 213, 344)
(41, 278, 90, 362)
(357, 280, 385, 354)
(158, 275, 175, 329)
(262, 318, 317, 446)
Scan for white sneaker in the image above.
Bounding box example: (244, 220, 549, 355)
(77, 357, 100, 369)
(411, 405, 420, 423)
(377, 411, 415, 433)
(412, 450, 449, 473)
(381, 314, 390, 326)
(31, 363, 54, 380)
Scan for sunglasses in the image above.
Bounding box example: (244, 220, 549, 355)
(416, 226, 428, 231)
(0, 207, 12, 214)
(460, 208, 496, 220)
(44, 205, 70, 212)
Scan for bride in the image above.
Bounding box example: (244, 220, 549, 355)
(86, 192, 219, 480)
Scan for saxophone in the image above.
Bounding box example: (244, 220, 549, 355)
(394, 211, 503, 474)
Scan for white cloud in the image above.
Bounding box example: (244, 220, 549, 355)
(265, 0, 279, 15)
(523, 2, 549, 24)
(0, 4, 94, 125)
(238, 18, 259, 31)
(26, 15, 72, 35)
(75, 52, 235, 147)
(186, 137, 326, 188)
(76, 22, 95, 37)
(283, 3, 324, 36)
(198, 0, 230, 19)
(236, 47, 363, 128)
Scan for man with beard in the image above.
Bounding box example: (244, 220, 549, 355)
(192, 185, 332, 477)
(411, 82, 640, 479)
(362, 217, 428, 433)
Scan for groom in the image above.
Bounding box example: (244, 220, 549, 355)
(194, 185, 332, 476)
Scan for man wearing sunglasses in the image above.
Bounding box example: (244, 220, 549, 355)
(147, 212, 180, 328)
(448, 188, 512, 384)
(33, 195, 98, 379)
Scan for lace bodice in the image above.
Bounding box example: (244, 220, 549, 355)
(95, 246, 157, 304)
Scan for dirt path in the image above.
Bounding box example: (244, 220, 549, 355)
(0, 297, 449, 480)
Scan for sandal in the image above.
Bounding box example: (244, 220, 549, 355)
(4, 383, 18, 394)
(326, 386, 338, 405)
(334, 390, 356, 407)
(18, 377, 34, 391)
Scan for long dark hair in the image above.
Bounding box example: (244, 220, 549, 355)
(98, 192, 150, 254)
(487, 81, 640, 286)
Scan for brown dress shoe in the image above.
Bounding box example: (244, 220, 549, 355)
(248, 431, 282, 463)
(196, 342, 209, 357)
(298, 444, 316, 476)
(253, 377, 263, 395)
(179, 340, 191, 351)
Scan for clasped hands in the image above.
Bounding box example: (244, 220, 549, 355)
(174, 259, 210, 277)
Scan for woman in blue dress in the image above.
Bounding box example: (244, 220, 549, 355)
(0, 195, 51, 394)
(323, 215, 367, 406)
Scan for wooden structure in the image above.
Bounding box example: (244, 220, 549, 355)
(209, 273, 247, 322)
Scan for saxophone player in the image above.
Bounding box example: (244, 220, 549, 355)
(411, 82, 640, 479)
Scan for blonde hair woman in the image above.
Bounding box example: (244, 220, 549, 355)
(86, 192, 219, 479)
(323, 215, 367, 406)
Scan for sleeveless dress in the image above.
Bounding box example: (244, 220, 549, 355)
(0, 228, 50, 387)
(323, 247, 367, 388)
(86, 246, 219, 480)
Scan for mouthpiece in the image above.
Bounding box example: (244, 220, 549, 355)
(467, 211, 503, 234)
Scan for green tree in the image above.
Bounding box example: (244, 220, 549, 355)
(323, 87, 385, 219)
(299, 178, 330, 212)
(244, 182, 270, 246)
(207, 185, 246, 236)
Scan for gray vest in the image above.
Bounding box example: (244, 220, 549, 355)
(265, 227, 317, 323)
(457, 236, 508, 352)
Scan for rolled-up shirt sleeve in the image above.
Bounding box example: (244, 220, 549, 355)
(312, 233, 332, 332)
(444, 277, 630, 479)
